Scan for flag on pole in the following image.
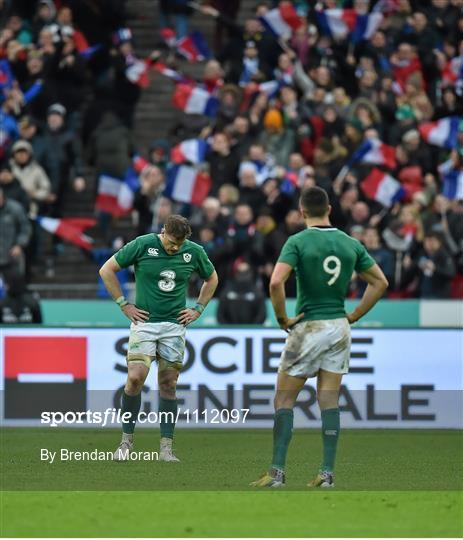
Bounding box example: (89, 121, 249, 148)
(171, 139, 209, 164)
(164, 165, 212, 205)
(172, 84, 219, 117)
(419, 117, 461, 149)
(177, 31, 211, 62)
(361, 168, 405, 207)
(348, 139, 396, 169)
(37, 217, 96, 250)
(260, 3, 303, 39)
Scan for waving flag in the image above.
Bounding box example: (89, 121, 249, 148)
(37, 217, 96, 250)
(177, 31, 211, 62)
(126, 59, 150, 88)
(96, 167, 140, 217)
(419, 117, 461, 149)
(317, 9, 383, 42)
(171, 139, 208, 164)
(439, 159, 463, 200)
(260, 3, 303, 39)
(361, 168, 405, 207)
(172, 84, 219, 117)
(164, 165, 212, 205)
(349, 139, 396, 169)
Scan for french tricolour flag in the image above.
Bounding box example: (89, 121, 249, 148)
(439, 159, 463, 200)
(177, 31, 210, 62)
(152, 61, 187, 83)
(171, 139, 208, 164)
(419, 117, 460, 149)
(96, 168, 139, 217)
(349, 138, 396, 169)
(260, 3, 302, 39)
(361, 168, 405, 207)
(172, 84, 219, 117)
(317, 9, 383, 42)
(164, 165, 212, 205)
(37, 217, 96, 250)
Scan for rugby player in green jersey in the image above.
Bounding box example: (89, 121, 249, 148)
(251, 187, 388, 488)
(99, 215, 218, 461)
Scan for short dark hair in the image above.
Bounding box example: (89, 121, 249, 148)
(164, 215, 192, 240)
(300, 186, 329, 217)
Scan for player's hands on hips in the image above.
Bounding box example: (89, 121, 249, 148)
(121, 304, 149, 324)
(346, 312, 357, 324)
(177, 308, 200, 326)
(278, 313, 304, 333)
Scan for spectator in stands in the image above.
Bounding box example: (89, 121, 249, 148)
(225, 203, 258, 266)
(0, 187, 31, 284)
(159, 0, 192, 39)
(206, 132, 240, 194)
(0, 162, 29, 213)
(217, 261, 266, 324)
(38, 103, 86, 215)
(10, 139, 52, 218)
(133, 165, 165, 236)
(0, 272, 42, 324)
(403, 232, 456, 298)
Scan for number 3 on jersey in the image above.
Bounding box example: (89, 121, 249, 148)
(158, 270, 176, 291)
(323, 256, 341, 285)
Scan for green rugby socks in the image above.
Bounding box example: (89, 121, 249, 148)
(159, 396, 178, 439)
(271, 408, 294, 471)
(321, 408, 340, 472)
(121, 391, 141, 435)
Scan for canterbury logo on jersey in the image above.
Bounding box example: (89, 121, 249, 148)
(147, 248, 159, 256)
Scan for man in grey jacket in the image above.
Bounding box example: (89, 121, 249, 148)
(0, 187, 32, 284)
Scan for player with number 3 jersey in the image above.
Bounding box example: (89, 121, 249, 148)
(99, 215, 218, 462)
(251, 187, 388, 488)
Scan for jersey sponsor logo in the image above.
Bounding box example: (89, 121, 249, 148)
(158, 270, 176, 292)
(147, 247, 159, 256)
(183, 253, 192, 263)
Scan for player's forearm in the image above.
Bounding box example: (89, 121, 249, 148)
(99, 268, 124, 301)
(196, 273, 218, 307)
(350, 282, 387, 322)
(270, 282, 288, 323)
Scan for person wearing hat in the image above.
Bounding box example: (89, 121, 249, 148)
(10, 139, 52, 218)
(259, 108, 295, 168)
(39, 103, 86, 215)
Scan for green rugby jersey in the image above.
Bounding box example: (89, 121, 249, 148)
(278, 226, 375, 321)
(114, 234, 215, 323)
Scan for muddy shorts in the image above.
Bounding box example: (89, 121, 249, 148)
(279, 318, 351, 379)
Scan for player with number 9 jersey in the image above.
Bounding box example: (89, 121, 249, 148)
(278, 226, 374, 322)
(251, 186, 388, 490)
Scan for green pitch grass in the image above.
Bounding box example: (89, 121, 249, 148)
(1, 428, 462, 537)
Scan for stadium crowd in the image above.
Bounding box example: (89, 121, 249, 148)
(1, 0, 463, 319)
